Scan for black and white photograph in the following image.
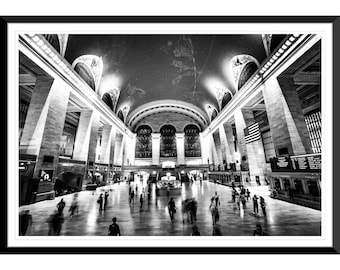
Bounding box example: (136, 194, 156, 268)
(4, 17, 337, 253)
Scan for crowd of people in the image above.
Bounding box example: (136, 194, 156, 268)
(19, 180, 269, 237)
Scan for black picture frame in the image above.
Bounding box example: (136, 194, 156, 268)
(2, 16, 339, 254)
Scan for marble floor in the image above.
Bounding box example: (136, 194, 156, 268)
(19, 181, 321, 236)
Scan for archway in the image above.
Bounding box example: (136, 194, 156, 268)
(102, 92, 114, 110)
(117, 110, 124, 122)
(160, 125, 177, 158)
(74, 62, 96, 90)
(135, 125, 153, 158)
(221, 92, 233, 109)
(211, 108, 218, 121)
(184, 124, 201, 157)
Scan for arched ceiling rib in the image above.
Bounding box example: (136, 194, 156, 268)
(64, 35, 277, 116)
(128, 100, 209, 131)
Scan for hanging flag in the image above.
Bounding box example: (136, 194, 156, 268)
(244, 122, 261, 144)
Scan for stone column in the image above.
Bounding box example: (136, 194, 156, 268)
(218, 125, 227, 168)
(123, 134, 136, 166)
(199, 133, 210, 164)
(212, 130, 223, 169)
(99, 124, 114, 165)
(151, 133, 161, 165)
(108, 127, 116, 167)
(19, 76, 70, 200)
(222, 122, 238, 169)
(234, 107, 267, 185)
(114, 132, 124, 165)
(73, 110, 100, 165)
(176, 133, 185, 165)
(262, 76, 312, 156)
(209, 134, 220, 170)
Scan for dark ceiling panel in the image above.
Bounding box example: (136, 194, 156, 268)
(64, 34, 268, 114)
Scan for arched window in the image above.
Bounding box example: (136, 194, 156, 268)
(231, 55, 259, 91)
(117, 110, 124, 122)
(42, 34, 61, 53)
(102, 93, 114, 110)
(270, 35, 287, 52)
(211, 109, 218, 121)
(238, 62, 258, 90)
(184, 124, 201, 157)
(74, 62, 96, 90)
(135, 125, 153, 159)
(160, 125, 177, 158)
(72, 55, 103, 92)
(221, 92, 233, 109)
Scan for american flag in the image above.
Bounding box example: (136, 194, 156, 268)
(244, 122, 261, 144)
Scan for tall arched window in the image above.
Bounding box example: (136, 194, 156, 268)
(42, 34, 61, 53)
(160, 125, 177, 157)
(117, 110, 124, 122)
(238, 62, 258, 90)
(211, 109, 218, 121)
(184, 124, 201, 157)
(135, 125, 152, 158)
(74, 62, 96, 90)
(221, 92, 233, 109)
(231, 55, 259, 91)
(102, 93, 114, 110)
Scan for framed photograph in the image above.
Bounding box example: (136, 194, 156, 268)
(3, 16, 339, 254)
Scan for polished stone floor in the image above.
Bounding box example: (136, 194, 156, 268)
(19, 181, 321, 236)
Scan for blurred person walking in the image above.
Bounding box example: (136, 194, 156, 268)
(209, 198, 219, 225)
(246, 189, 251, 201)
(260, 196, 267, 217)
(104, 191, 109, 210)
(213, 191, 221, 207)
(108, 217, 121, 236)
(97, 193, 104, 211)
(56, 198, 66, 214)
(168, 197, 176, 221)
(129, 190, 135, 205)
(139, 193, 144, 211)
(253, 194, 259, 215)
(69, 194, 79, 217)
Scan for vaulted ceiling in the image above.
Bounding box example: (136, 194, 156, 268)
(58, 34, 286, 130)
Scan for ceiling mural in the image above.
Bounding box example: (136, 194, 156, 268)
(64, 34, 282, 121)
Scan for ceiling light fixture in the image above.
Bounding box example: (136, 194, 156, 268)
(285, 40, 292, 46)
(32, 36, 40, 42)
(289, 36, 296, 42)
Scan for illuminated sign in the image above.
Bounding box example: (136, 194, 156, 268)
(162, 161, 175, 168)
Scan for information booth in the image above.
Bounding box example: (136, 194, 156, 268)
(156, 161, 181, 196)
